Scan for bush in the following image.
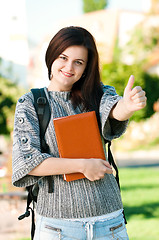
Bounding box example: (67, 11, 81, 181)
(0, 77, 25, 134)
(144, 73, 159, 118)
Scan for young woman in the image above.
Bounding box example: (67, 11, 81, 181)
(12, 26, 146, 240)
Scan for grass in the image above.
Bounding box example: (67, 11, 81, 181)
(16, 167, 159, 240)
(119, 167, 159, 240)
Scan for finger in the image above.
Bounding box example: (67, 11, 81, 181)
(102, 160, 112, 169)
(106, 167, 113, 174)
(130, 86, 143, 97)
(104, 161, 113, 174)
(132, 96, 147, 104)
(131, 90, 146, 100)
(136, 101, 147, 108)
(125, 75, 135, 92)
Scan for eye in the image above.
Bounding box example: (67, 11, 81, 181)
(75, 60, 83, 65)
(59, 55, 67, 61)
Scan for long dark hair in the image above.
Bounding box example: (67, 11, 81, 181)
(45, 26, 103, 116)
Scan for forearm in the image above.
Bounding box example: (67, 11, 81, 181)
(28, 156, 113, 181)
(28, 157, 83, 176)
(109, 98, 134, 121)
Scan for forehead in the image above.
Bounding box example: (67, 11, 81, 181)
(61, 45, 88, 60)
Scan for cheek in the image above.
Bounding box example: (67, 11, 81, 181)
(76, 72, 83, 80)
(51, 63, 55, 74)
(51, 61, 60, 73)
(78, 66, 86, 77)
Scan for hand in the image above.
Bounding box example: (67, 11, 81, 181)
(82, 158, 113, 181)
(123, 75, 147, 113)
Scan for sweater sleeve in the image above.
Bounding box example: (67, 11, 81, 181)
(99, 84, 128, 141)
(12, 92, 52, 187)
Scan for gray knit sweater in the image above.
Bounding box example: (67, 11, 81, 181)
(12, 84, 128, 219)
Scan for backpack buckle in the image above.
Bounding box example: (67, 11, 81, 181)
(37, 97, 46, 105)
(37, 97, 46, 115)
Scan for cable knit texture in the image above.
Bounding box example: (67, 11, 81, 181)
(12, 84, 128, 218)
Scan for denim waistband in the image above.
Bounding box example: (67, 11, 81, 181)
(65, 209, 123, 222)
(37, 211, 124, 229)
(36, 212, 127, 240)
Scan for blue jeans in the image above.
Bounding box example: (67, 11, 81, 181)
(34, 212, 129, 240)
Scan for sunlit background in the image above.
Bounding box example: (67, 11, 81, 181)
(1, 0, 157, 88)
(0, 0, 159, 239)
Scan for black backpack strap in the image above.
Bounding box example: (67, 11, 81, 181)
(31, 88, 51, 152)
(31, 88, 54, 193)
(18, 186, 35, 240)
(107, 141, 120, 189)
(106, 140, 127, 224)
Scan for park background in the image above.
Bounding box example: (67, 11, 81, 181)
(0, 0, 159, 239)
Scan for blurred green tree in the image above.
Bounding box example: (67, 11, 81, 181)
(83, 0, 108, 13)
(0, 77, 25, 135)
(101, 60, 159, 122)
(101, 62, 147, 121)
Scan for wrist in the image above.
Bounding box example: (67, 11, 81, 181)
(111, 98, 134, 121)
(120, 98, 134, 119)
(78, 158, 86, 174)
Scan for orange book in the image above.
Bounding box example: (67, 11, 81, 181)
(53, 111, 106, 182)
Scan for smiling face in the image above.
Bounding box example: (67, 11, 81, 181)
(48, 45, 88, 91)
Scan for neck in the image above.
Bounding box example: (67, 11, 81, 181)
(48, 83, 71, 92)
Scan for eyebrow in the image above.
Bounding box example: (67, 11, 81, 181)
(60, 53, 86, 62)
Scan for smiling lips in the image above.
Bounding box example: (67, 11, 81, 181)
(61, 70, 74, 77)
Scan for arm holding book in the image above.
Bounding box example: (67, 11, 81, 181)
(29, 157, 113, 181)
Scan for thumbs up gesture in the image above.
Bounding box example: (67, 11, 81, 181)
(123, 75, 147, 113)
(110, 75, 147, 121)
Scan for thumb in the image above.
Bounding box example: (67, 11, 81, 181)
(125, 75, 134, 93)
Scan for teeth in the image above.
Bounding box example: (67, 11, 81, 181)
(62, 71, 72, 77)
(65, 73, 71, 76)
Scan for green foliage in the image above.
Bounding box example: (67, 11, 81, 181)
(101, 62, 145, 121)
(126, 25, 159, 63)
(0, 77, 25, 134)
(83, 0, 108, 13)
(101, 62, 144, 94)
(101, 61, 159, 121)
(144, 73, 159, 118)
(16, 239, 30, 240)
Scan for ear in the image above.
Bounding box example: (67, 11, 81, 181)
(50, 73, 53, 80)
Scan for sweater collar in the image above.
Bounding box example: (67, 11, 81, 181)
(48, 90, 71, 101)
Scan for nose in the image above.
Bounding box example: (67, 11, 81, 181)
(65, 61, 73, 72)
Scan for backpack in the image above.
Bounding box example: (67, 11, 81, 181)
(18, 88, 125, 240)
